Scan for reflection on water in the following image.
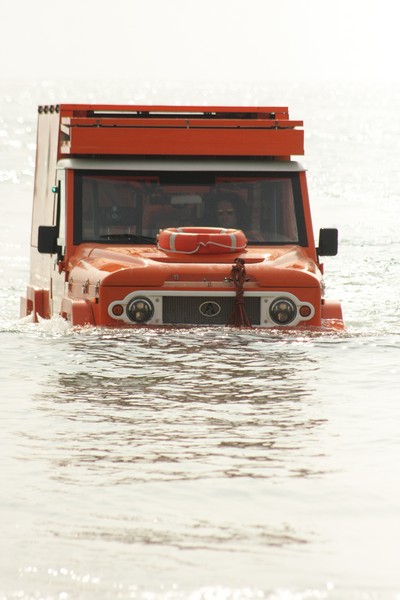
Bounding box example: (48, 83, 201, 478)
(30, 329, 327, 484)
(2, 327, 337, 598)
(5, 305, 400, 598)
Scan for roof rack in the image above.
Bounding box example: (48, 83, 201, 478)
(38, 104, 304, 159)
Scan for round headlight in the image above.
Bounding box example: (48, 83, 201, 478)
(269, 297, 297, 325)
(126, 297, 154, 323)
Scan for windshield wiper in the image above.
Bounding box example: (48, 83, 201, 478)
(99, 233, 156, 243)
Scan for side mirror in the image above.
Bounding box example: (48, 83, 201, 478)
(317, 228, 338, 256)
(38, 225, 59, 254)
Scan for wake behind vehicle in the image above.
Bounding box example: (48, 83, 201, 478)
(21, 104, 343, 329)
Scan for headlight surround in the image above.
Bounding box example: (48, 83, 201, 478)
(269, 297, 297, 325)
(126, 297, 154, 323)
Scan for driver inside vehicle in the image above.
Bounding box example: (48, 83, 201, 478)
(215, 199, 239, 228)
(207, 192, 266, 241)
(209, 192, 243, 229)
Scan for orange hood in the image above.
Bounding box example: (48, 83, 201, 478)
(68, 243, 322, 289)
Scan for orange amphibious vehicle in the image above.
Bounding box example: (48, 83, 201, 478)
(21, 104, 343, 329)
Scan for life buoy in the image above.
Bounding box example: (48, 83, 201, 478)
(157, 227, 248, 254)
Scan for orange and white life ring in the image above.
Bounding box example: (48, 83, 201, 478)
(157, 227, 248, 254)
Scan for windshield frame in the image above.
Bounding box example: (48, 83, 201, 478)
(72, 169, 308, 247)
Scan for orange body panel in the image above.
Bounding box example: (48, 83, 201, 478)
(21, 285, 51, 322)
(62, 126, 303, 157)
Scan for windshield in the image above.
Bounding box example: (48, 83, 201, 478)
(74, 171, 307, 245)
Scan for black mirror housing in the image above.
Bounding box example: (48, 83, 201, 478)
(38, 225, 59, 254)
(317, 228, 338, 256)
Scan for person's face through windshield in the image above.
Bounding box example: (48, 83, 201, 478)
(216, 199, 238, 228)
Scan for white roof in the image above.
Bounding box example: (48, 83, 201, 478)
(57, 158, 305, 172)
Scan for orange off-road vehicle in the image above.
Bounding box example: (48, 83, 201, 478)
(21, 104, 343, 329)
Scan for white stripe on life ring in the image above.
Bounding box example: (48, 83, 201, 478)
(169, 232, 178, 251)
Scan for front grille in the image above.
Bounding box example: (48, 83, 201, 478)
(162, 296, 260, 325)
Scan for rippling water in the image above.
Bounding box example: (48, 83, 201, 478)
(1, 80, 400, 600)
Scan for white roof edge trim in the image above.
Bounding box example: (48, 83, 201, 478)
(56, 158, 305, 172)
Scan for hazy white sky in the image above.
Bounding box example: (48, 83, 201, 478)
(2, 0, 399, 84)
